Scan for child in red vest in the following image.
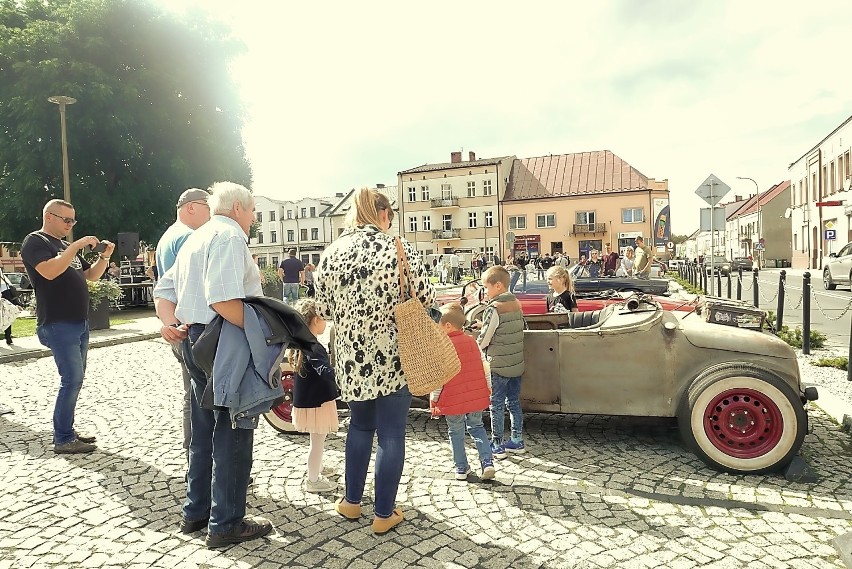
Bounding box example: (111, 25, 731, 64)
(430, 303, 495, 481)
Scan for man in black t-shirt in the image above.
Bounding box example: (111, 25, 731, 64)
(277, 249, 304, 305)
(20, 199, 114, 454)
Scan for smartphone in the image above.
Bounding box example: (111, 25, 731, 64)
(92, 242, 107, 254)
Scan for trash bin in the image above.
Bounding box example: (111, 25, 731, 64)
(780, 259, 790, 268)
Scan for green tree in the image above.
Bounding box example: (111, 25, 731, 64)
(671, 234, 689, 244)
(0, 0, 251, 245)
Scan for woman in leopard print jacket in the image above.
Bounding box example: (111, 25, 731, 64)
(314, 188, 434, 534)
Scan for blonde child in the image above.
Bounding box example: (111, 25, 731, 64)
(545, 266, 578, 313)
(289, 299, 339, 493)
(477, 266, 526, 459)
(430, 303, 495, 480)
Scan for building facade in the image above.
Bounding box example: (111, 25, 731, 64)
(788, 114, 852, 269)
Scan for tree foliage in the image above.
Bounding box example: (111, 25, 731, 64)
(0, 0, 251, 244)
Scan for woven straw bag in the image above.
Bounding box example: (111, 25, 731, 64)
(393, 238, 461, 396)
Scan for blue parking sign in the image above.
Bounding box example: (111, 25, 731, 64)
(825, 229, 836, 240)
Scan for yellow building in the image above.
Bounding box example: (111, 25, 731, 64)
(502, 151, 670, 261)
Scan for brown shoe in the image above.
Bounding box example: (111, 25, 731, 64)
(75, 431, 96, 444)
(205, 516, 272, 549)
(54, 439, 96, 454)
(372, 508, 403, 535)
(335, 498, 361, 520)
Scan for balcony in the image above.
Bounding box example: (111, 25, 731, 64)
(430, 197, 459, 208)
(572, 223, 607, 235)
(432, 228, 462, 240)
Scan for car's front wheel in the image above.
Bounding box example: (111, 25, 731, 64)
(263, 371, 301, 434)
(678, 364, 806, 474)
(823, 268, 837, 290)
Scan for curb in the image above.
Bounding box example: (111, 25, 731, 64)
(0, 332, 163, 365)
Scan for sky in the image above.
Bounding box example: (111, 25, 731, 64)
(158, 0, 852, 235)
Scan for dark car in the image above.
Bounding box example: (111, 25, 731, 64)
(704, 256, 731, 276)
(731, 257, 753, 272)
(517, 264, 670, 295)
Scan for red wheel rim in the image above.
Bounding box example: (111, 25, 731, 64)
(703, 388, 784, 459)
(270, 372, 294, 424)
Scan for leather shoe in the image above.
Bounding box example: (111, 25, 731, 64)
(54, 439, 96, 454)
(179, 517, 209, 534)
(372, 508, 404, 535)
(75, 432, 96, 444)
(205, 516, 272, 549)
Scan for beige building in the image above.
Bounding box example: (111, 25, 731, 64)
(501, 151, 670, 261)
(323, 185, 400, 242)
(397, 152, 515, 259)
(0, 243, 25, 274)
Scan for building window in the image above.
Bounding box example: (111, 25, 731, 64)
(310, 207, 316, 217)
(576, 211, 596, 225)
(257, 232, 264, 244)
(536, 214, 556, 228)
(311, 228, 319, 240)
(441, 183, 452, 199)
(270, 231, 277, 243)
(483, 180, 492, 196)
(831, 161, 836, 194)
(256, 212, 263, 223)
(422, 215, 431, 231)
(846, 151, 851, 178)
(508, 215, 526, 230)
(442, 214, 452, 230)
(409, 217, 418, 232)
(468, 212, 478, 228)
(421, 186, 429, 201)
(300, 228, 308, 241)
(485, 211, 493, 227)
(287, 210, 292, 219)
(271, 256, 278, 267)
(301, 207, 307, 218)
(467, 181, 476, 197)
(622, 208, 644, 223)
(269, 211, 276, 222)
(287, 230, 294, 242)
(261, 257, 269, 269)
(408, 186, 416, 202)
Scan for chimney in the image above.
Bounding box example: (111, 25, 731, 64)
(734, 195, 742, 202)
(376, 183, 385, 189)
(451, 151, 462, 163)
(468, 151, 476, 161)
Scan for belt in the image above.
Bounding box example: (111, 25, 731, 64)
(188, 323, 206, 333)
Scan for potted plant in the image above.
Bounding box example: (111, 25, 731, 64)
(87, 279, 122, 330)
(261, 265, 282, 299)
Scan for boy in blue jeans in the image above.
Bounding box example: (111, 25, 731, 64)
(477, 266, 526, 459)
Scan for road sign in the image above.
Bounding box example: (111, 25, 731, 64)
(666, 241, 674, 250)
(699, 208, 726, 231)
(695, 174, 731, 207)
(825, 229, 837, 241)
(755, 243, 765, 250)
(505, 231, 516, 244)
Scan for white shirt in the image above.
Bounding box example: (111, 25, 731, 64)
(154, 215, 262, 325)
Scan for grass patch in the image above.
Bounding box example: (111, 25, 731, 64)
(814, 356, 848, 371)
(11, 316, 136, 338)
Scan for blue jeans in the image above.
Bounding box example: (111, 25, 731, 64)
(37, 320, 89, 445)
(282, 283, 299, 305)
(490, 373, 523, 444)
(509, 271, 521, 292)
(181, 327, 254, 535)
(445, 411, 493, 469)
(345, 385, 412, 518)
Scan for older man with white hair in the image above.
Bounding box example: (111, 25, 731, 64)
(153, 182, 272, 548)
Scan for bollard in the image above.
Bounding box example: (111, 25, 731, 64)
(777, 270, 786, 331)
(716, 271, 722, 298)
(701, 265, 707, 294)
(803, 272, 811, 355)
(753, 268, 759, 307)
(737, 268, 742, 300)
(726, 272, 731, 298)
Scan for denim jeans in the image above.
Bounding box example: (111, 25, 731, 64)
(181, 326, 254, 535)
(37, 320, 89, 445)
(490, 373, 523, 444)
(445, 411, 493, 469)
(282, 283, 300, 305)
(170, 342, 192, 453)
(345, 385, 412, 518)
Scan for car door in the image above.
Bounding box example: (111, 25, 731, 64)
(838, 243, 852, 285)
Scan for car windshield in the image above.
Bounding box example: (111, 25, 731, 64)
(5, 273, 24, 285)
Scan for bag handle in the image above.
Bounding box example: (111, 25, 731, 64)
(394, 237, 416, 302)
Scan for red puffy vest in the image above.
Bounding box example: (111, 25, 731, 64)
(436, 331, 491, 416)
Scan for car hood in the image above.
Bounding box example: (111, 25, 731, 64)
(678, 315, 796, 359)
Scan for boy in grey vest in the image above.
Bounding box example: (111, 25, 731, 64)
(477, 266, 526, 459)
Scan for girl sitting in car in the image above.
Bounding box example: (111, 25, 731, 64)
(545, 266, 578, 313)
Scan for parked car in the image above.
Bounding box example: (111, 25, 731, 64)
(704, 256, 731, 275)
(731, 257, 754, 272)
(563, 264, 670, 294)
(822, 241, 852, 290)
(4, 272, 30, 288)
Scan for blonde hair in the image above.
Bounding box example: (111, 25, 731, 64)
(439, 302, 466, 329)
(43, 199, 74, 216)
(287, 298, 321, 375)
(345, 187, 392, 229)
(546, 265, 575, 294)
(483, 266, 510, 288)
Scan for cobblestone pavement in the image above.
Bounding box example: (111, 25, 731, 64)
(2, 339, 852, 568)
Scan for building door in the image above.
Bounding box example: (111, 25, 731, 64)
(812, 226, 819, 269)
(551, 241, 563, 254)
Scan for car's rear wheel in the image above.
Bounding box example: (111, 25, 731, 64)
(823, 268, 836, 290)
(678, 364, 806, 474)
(263, 371, 301, 434)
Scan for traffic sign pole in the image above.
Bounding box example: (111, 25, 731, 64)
(696, 175, 732, 297)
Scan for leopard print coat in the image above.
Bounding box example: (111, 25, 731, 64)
(314, 225, 435, 401)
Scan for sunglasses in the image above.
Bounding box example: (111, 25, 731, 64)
(48, 211, 77, 226)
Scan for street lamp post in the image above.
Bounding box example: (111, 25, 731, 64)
(48, 95, 77, 238)
(737, 176, 760, 268)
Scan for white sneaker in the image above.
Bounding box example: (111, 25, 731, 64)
(305, 475, 337, 494)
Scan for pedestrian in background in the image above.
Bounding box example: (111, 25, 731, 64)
(0, 267, 23, 345)
(430, 303, 495, 481)
(21, 199, 115, 454)
(289, 298, 338, 494)
(505, 256, 521, 293)
(303, 263, 316, 297)
(634, 236, 654, 279)
(155, 187, 212, 461)
(618, 246, 635, 277)
(278, 249, 304, 305)
(603, 243, 619, 276)
(315, 187, 434, 535)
